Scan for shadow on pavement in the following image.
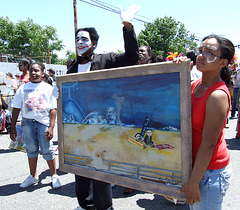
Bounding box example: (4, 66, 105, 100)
(226, 138, 240, 150)
(0, 148, 19, 154)
(112, 186, 189, 209)
(0, 183, 22, 196)
(137, 194, 189, 210)
(0, 169, 75, 198)
(48, 182, 76, 198)
(112, 185, 145, 199)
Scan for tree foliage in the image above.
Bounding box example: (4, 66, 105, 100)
(0, 17, 64, 63)
(137, 16, 197, 58)
(56, 50, 76, 65)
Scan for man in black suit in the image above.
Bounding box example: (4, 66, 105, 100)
(144, 129, 154, 147)
(67, 5, 140, 210)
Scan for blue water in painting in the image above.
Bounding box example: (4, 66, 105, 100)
(62, 72, 181, 129)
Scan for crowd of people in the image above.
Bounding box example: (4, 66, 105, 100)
(0, 4, 238, 210)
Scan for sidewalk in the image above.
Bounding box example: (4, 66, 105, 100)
(0, 117, 239, 210)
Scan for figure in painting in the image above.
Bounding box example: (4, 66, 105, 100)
(143, 129, 155, 147)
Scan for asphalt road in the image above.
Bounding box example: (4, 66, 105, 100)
(0, 116, 239, 210)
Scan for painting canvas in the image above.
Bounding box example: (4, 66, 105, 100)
(57, 61, 192, 199)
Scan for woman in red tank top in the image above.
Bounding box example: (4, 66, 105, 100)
(18, 58, 31, 87)
(179, 35, 234, 209)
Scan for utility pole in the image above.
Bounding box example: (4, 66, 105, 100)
(47, 48, 50, 64)
(73, 0, 78, 58)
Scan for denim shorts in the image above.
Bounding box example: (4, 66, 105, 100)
(189, 164, 232, 210)
(21, 118, 55, 161)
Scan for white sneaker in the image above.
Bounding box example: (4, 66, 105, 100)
(52, 174, 61, 189)
(20, 175, 38, 188)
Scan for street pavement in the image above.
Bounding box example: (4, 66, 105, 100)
(0, 116, 239, 210)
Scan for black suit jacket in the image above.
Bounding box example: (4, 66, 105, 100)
(67, 26, 139, 74)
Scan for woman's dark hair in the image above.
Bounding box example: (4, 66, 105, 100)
(140, 46, 157, 63)
(30, 62, 45, 72)
(202, 34, 235, 87)
(6, 72, 13, 78)
(156, 55, 166, 63)
(150, 52, 157, 63)
(19, 58, 32, 69)
(144, 46, 152, 57)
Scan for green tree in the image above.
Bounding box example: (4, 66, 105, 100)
(0, 17, 64, 63)
(65, 50, 76, 60)
(54, 50, 76, 65)
(0, 17, 14, 54)
(137, 16, 197, 58)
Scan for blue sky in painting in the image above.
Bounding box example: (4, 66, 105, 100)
(62, 72, 181, 129)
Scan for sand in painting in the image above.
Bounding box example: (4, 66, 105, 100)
(63, 124, 181, 174)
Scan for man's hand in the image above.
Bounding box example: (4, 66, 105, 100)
(119, 5, 140, 25)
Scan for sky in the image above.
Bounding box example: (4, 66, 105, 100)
(62, 73, 180, 128)
(1, 0, 240, 58)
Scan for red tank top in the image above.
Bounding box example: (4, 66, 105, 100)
(191, 79, 230, 170)
(19, 74, 30, 86)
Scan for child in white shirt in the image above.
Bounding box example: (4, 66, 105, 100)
(10, 62, 61, 189)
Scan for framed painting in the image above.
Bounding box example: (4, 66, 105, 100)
(57, 61, 192, 199)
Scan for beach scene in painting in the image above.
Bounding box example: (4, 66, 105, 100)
(62, 72, 182, 184)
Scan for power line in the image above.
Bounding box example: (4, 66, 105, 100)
(78, 0, 203, 40)
(78, 0, 150, 25)
(90, 0, 154, 22)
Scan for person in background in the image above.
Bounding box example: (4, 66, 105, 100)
(42, 73, 53, 86)
(10, 62, 61, 190)
(67, 4, 139, 210)
(184, 50, 202, 81)
(15, 73, 20, 80)
(4, 72, 18, 112)
(177, 34, 233, 209)
(230, 67, 240, 119)
(0, 72, 18, 106)
(156, 55, 165, 62)
(0, 92, 11, 133)
(47, 68, 56, 84)
(138, 45, 156, 65)
(5, 72, 18, 93)
(15, 74, 20, 86)
(66, 59, 75, 70)
(18, 58, 31, 87)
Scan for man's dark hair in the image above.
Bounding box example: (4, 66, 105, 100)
(184, 50, 197, 65)
(48, 68, 55, 74)
(75, 27, 99, 42)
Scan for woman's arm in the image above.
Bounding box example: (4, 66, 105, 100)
(181, 90, 229, 205)
(10, 108, 21, 141)
(46, 109, 57, 141)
